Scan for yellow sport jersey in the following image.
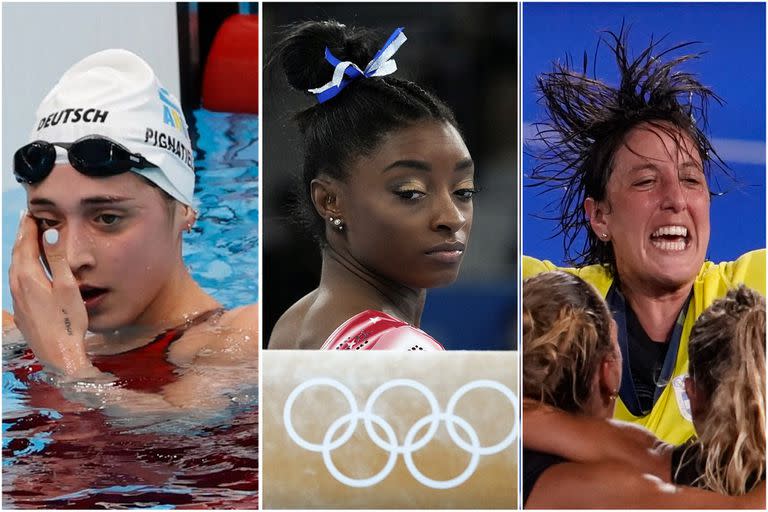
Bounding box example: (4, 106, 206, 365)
(523, 249, 766, 445)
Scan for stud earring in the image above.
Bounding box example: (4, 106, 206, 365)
(329, 217, 344, 232)
(601, 233, 609, 240)
(185, 223, 193, 233)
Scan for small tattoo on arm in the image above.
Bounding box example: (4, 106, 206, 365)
(60, 309, 73, 336)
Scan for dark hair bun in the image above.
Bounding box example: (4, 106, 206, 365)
(270, 19, 459, 245)
(277, 20, 382, 93)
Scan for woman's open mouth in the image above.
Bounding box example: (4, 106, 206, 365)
(650, 225, 690, 252)
(79, 286, 109, 309)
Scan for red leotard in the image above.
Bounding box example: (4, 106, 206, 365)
(320, 310, 444, 351)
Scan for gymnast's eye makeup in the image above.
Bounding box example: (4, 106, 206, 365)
(454, 188, 477, 201)
(394, 190, 427, 201)
(391, 180, 428, 202)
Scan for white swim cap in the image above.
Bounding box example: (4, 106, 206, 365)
(31, 49, 195, 206)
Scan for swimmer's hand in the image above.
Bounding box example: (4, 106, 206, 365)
(9, 213, 100, 379)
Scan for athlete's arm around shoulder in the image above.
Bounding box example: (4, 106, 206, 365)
(522, 256, 613, 295)
(522, 255, 563, 279)
(723, 248, 765, 293)
(527, 460, 765, 509)
(523, 400, 671, 480)
(696, 249, 766, 297)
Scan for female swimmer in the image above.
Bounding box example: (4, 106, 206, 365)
(6, 49, 258, 408)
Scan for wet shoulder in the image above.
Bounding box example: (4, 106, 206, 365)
(168, 304, 258, 365)
(219, 304, 258, 331)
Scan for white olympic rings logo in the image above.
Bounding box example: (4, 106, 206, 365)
(283, 378, 519, 489)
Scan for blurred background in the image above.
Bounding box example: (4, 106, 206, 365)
(262, 2, 518, 350)
(523, 2, 766, 264)
(2, 2, 260, 313)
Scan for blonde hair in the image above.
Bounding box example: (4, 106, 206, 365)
(687, 285, 766, 495)
(523, 271, 615, 413)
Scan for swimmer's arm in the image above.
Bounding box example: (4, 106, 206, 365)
(160, 363, 257, 410)
(59, 377, 189, 413)
(57, 313, 259, 414)
(112, 365, 252, 412)
(58, 363, 255, 415)
(527, 461, 765, 509)
(523, 399, 671, 480)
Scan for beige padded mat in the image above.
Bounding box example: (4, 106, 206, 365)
(262, 351, 518, 509)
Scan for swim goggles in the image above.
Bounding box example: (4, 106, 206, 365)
(13, 135, 155, 185)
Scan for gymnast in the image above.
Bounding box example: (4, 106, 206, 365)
(268, 21, 475, 350)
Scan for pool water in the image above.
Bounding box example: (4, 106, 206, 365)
(2, 110, 259, 509)
(185, 109, 259, 308)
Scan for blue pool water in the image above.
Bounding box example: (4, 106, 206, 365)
(2, 110, 259, 509)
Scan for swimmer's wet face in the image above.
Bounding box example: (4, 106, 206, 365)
(585, 122, 711, 293)
(25, 164, 190, 332)
(339, 120, 474, 288)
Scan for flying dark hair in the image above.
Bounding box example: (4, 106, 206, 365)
(269, 20, 460, 243)
(529, 24, 727, 273)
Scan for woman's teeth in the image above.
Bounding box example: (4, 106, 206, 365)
(650, 225, 688, 251)
(652, 226, 688, 238)
(651, 239, 686, 251)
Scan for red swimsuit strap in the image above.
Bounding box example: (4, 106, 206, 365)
(91, 307, 225, 392)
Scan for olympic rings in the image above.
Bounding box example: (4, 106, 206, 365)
(283, 377, 519, 489)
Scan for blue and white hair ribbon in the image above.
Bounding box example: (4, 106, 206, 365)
(308, 27, 407, 103)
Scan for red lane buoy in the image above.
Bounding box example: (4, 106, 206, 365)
(202, 14, 259, 114)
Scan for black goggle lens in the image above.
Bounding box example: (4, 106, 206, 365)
(14, 142, 57, 184)
(68, 139, 134, 175)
